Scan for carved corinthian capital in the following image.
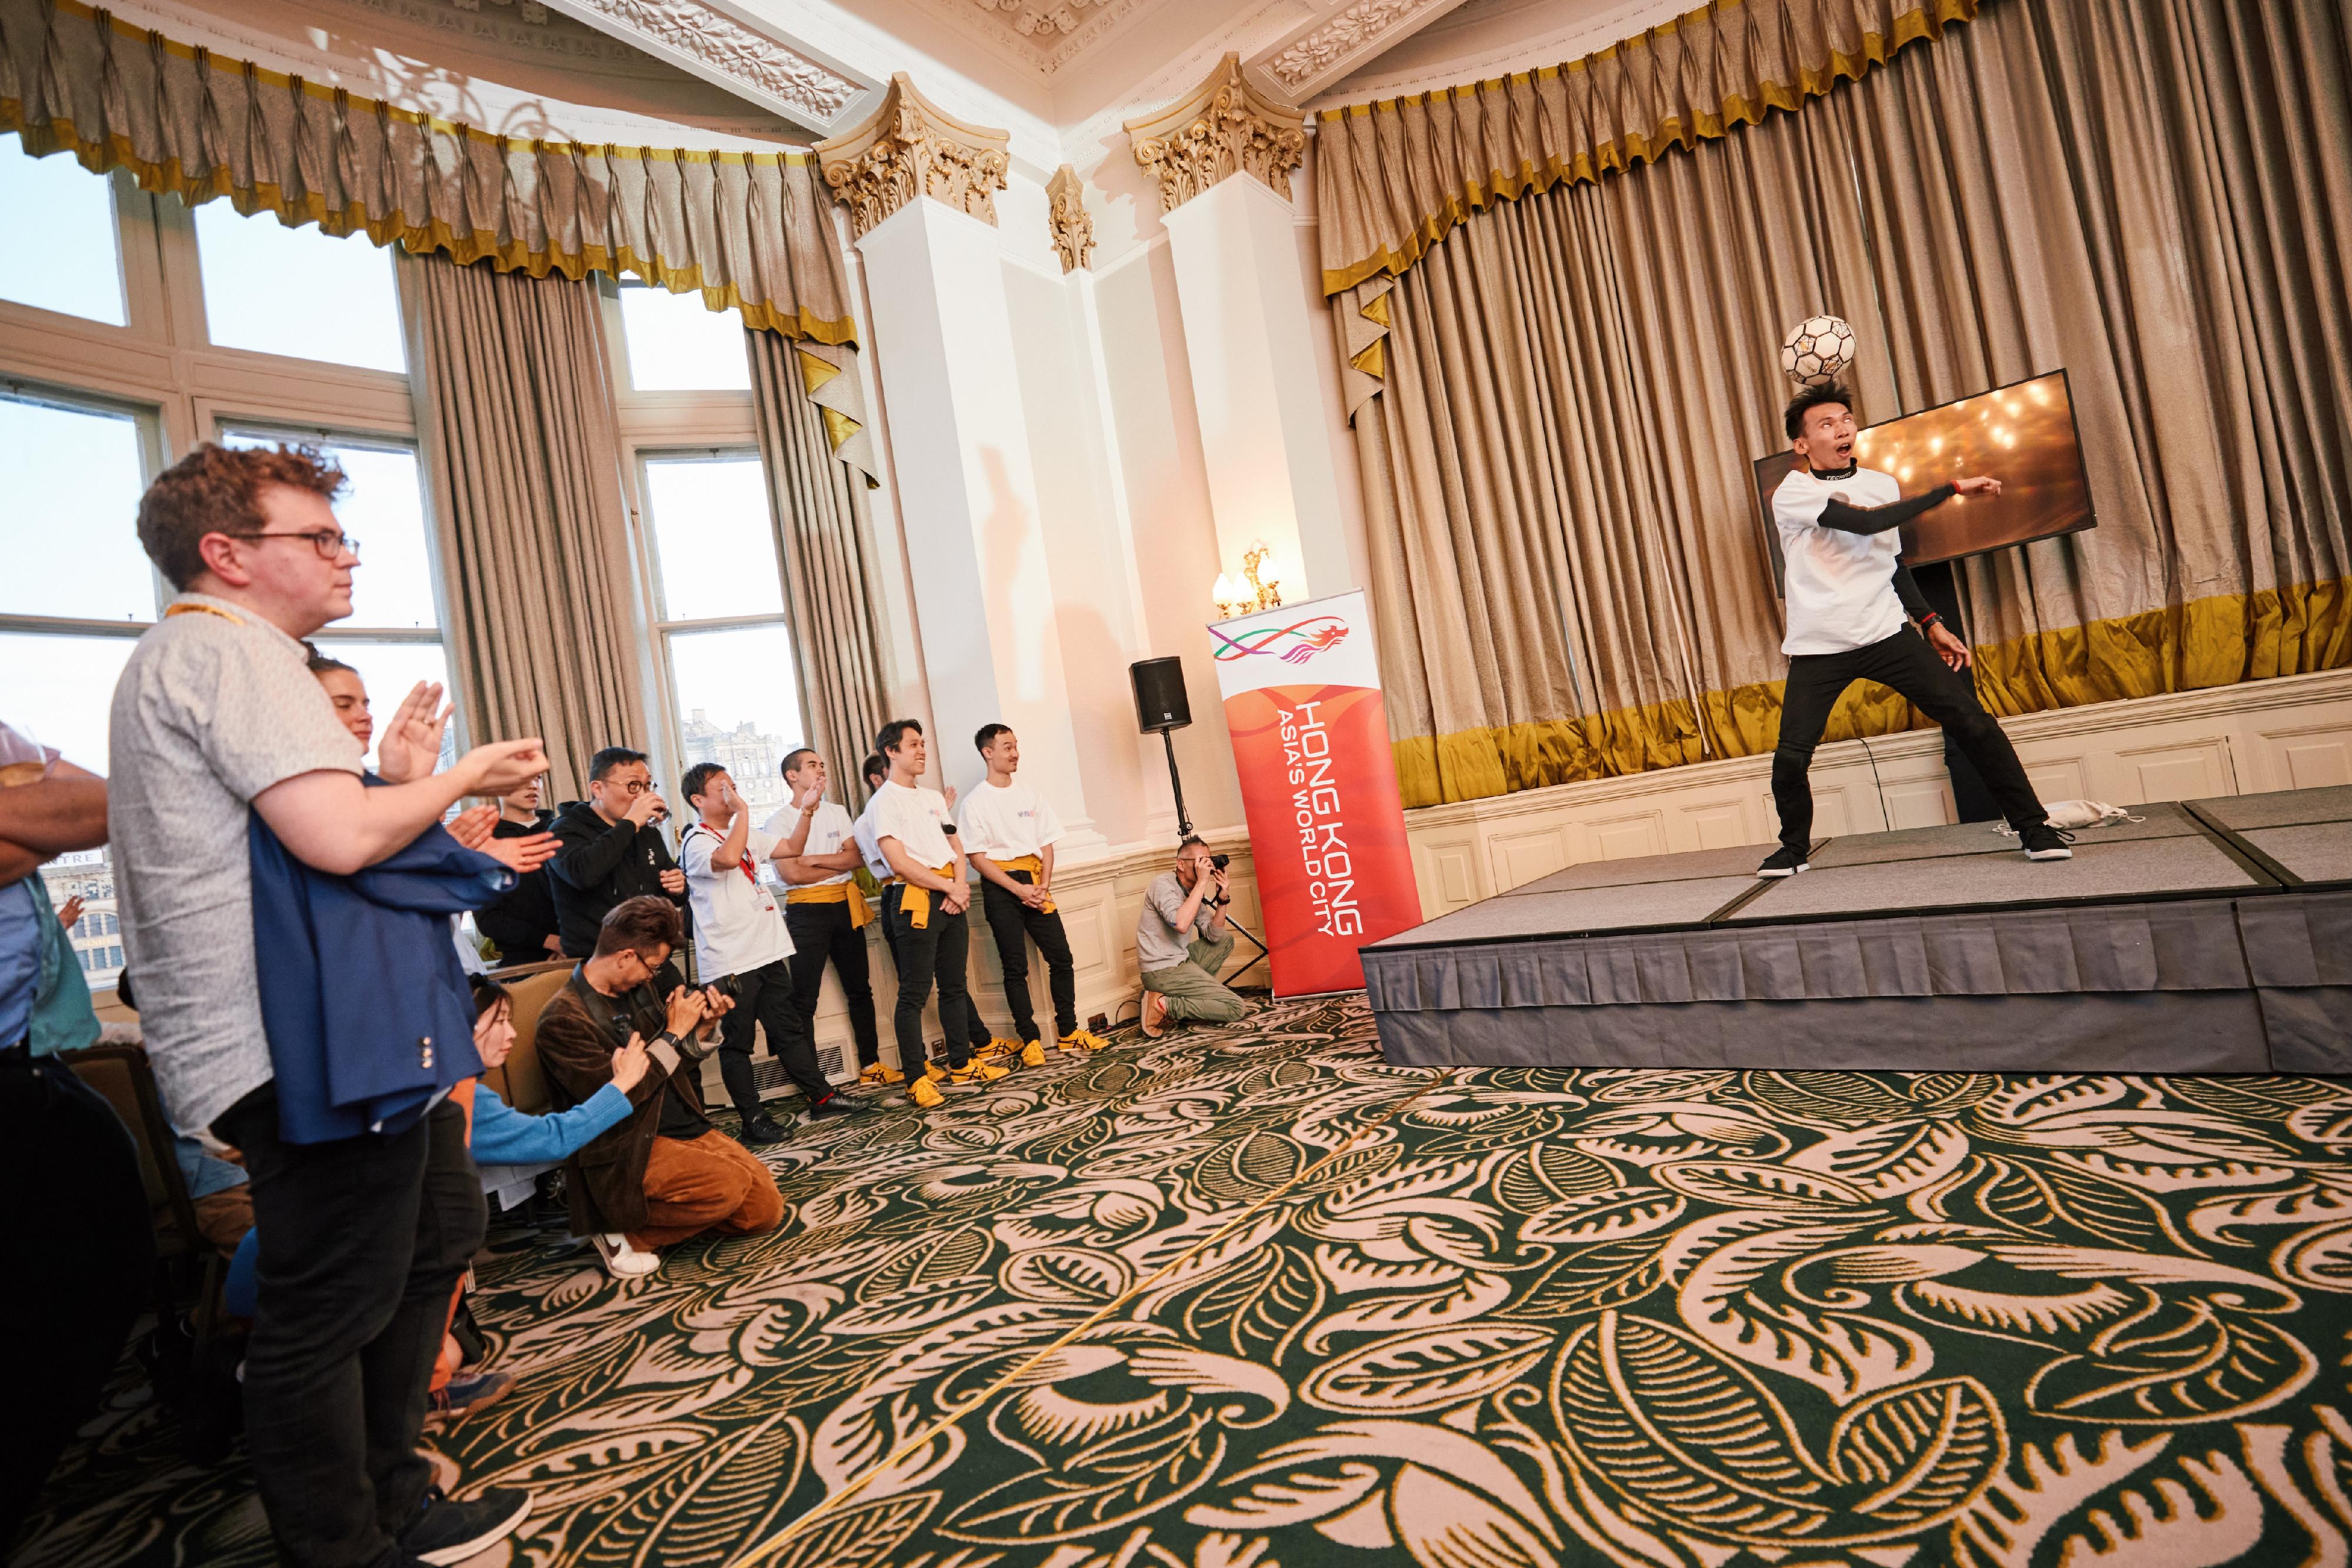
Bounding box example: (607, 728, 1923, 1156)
(1124, 52, 1305, 214)
(814, 73, 1010, 238)
(1046, 165, 1095, 273)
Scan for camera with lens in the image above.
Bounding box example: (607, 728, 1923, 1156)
(706, 972, 744, 1002)
(1210, 852, 1230, 871)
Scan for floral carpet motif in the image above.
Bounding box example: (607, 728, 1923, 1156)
(21, 993, 2352, 1568)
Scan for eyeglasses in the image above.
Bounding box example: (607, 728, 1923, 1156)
(232, 529, 360, 560)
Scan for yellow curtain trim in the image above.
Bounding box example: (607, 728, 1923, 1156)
(818, 406, 861, 456)
(1391, 573, 2352, 810)
(1317, 0, 1977, 298)
(795, 350, 844, 397)
(1, 8, 856, 345)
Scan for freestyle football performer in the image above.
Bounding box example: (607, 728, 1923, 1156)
(1760, 382, 2073, 877)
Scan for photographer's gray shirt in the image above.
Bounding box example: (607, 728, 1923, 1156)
(1136, 870, 1216, 974)
(110, 593, 362, 1134)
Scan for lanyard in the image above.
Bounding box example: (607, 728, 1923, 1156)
(687, 823, 756, 884)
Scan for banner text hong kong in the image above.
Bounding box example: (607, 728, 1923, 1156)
(1210, 590, 1421, 995)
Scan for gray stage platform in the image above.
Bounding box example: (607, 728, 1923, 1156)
(1363, 788, 2352, 1074)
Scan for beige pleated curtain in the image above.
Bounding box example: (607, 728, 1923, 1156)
(748, 333, 890, 797)
(1322, 0, 2352, 807)
(405, 255, 646, 802)
(0, 0, 856, 339)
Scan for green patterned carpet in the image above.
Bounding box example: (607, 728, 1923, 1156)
(22, 994, 2352, 1567)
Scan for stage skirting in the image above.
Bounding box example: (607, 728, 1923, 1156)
(1362, 788, 2352, 1074)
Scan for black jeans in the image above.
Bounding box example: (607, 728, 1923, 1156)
(215, 1085, 483, 1568)
(0, 1049, 152, 1544)
(712, 957, 831, 1115)
(980, 874, 1076, 1042)
(1772, 627, 2047, 849)
(886, 883, 971, 1069)
(785, 901, 880, 1070)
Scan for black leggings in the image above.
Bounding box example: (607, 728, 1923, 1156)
(785, 901, 880, 1070)
(981, 873, 1076, 1042)
(713, 957, 831, 1114)
(1772, 627, 2046, 849)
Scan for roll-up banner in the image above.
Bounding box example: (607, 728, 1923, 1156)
(1210, 589, 1422, 996)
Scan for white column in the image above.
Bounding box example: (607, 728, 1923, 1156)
(855, 195, 1100, 845)
(1161, 173, 1357, 600)
(1127, 52, 1355, 603)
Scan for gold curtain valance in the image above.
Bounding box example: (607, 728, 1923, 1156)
(0, 0, 857, 343)
(1312, 0, 1977, 300)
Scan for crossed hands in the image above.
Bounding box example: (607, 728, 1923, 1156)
(446, 803, 557, 873)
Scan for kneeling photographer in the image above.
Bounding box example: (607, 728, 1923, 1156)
(1135, 836, 1255, 1035)
(536, 898, 783, 1279)
(677, 764, 850, 1144)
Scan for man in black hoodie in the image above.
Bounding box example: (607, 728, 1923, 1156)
(548, 748, 687, 959)
(475, 775, 563, 960)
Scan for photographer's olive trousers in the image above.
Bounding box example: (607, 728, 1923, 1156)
(1141, 932, 1252, 1024)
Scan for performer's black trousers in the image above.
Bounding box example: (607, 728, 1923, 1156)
(1772, 627, 2047, 850)
(785, 901, 880, 1069)
(885, 884, 971, 1069)
(713, 957, 831, 1113)
(981, 874, 1076, 1042)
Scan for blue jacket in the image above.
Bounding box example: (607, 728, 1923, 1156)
(470, 1080, 632, 1166)
(249, 806, 513, 1144)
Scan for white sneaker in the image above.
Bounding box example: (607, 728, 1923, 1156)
(594, 1233, 660, 1278)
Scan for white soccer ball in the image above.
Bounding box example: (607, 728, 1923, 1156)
(1781, 314, 1857, 387)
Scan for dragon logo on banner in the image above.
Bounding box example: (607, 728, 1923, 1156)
(1211, 614, 1351, 666)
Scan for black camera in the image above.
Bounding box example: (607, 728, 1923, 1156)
(707, 972, 744, 1002)
(1210, 852, 1230, 871)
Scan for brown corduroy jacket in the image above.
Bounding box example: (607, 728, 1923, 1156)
(534, 967, 714, 1236)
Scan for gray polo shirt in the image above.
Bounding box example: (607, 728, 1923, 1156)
(1135, 869, 1216, 974)
(110, 593, 362, 1134)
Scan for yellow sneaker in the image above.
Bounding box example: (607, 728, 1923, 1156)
(910, 1075, 945, 1108)
(860, 1062, 907, 1087)
(952, 1058, 1011, 1085)
(1020, 1039, 1046, 1067)
(984, 1035, 1023, 1059)
(1057, 1032, 1083, 1053)
(1060, 1029, 1108, 1052)
(924, 1059, 949, 1084)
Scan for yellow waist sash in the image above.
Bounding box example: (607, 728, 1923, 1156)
(786, 879, 873, 928)
(897, 863, 958, 928)
(998, 855, 1055, 913)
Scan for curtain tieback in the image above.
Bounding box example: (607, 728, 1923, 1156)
(786, 880, 873, 928)
(998, 855, 1055, 913)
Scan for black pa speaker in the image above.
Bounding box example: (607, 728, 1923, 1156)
(1130, 657, 1192, 734)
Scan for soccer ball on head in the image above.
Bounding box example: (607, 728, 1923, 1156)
(1781, 315, 1857, 387)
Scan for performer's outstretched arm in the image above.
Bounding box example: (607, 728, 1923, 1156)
(1818, 483, 1956, 536)
(1891, 561, 1938, 624)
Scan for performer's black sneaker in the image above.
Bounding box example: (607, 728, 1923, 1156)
(1756, 845, 1810, 878)
(740, 1113, 789, 1144)
(2021, 823, 2076, 861)
(807, 1095, 856, 1120)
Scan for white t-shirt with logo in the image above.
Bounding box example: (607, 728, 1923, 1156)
(763, 800, 856, 888)
(1772, 464, 1907, 657)
(679, 821, 793, 975)
(870, 780, 956, 871)
(957, 779, 1064, 861)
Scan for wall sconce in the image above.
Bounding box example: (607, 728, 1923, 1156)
(1212, 543, 1283, 620)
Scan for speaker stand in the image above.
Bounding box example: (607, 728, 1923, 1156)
(1221, 910, 1271, 989)
(1158, 729, 1194, 838)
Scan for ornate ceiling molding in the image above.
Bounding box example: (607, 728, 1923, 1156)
(1046, 163, 1095, 272)
(539, 0, 863, 127)
(1259, 0, 1452, 95)
(1124, 51, 1304, 213)
(815, 73, 1012, 237)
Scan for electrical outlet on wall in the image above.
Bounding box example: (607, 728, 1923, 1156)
(1088, 1012, 1110, 1032)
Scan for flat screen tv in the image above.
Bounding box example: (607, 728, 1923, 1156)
(1750, 369, 2095, 588)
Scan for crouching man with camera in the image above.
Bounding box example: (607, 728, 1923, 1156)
(536, 898, 784, 1279)
(1135, 837, 1255, 1036)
